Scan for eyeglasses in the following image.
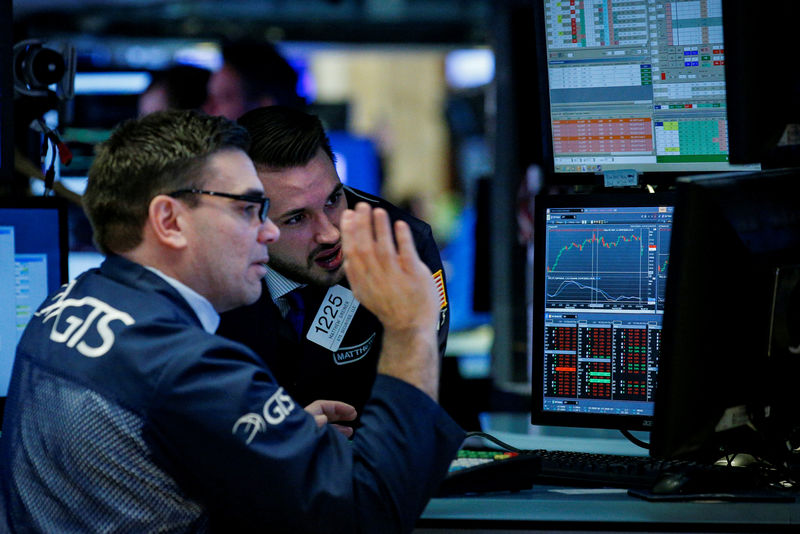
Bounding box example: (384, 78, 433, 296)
(167, 189, 270, 223)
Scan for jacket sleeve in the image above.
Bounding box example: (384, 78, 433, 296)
(146, 336, 464, 534)
(412, 223, 450, 360)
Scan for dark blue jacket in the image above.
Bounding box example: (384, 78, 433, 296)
(218, 186, 449, 414)
(0, 254, 463, 533)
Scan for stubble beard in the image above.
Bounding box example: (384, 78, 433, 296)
(268, 252, 345, 288)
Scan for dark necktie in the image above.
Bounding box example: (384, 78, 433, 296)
(285, 288, 306, 339)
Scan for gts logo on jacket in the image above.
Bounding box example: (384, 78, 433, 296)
(35, 280, 135, 358)
(233, 388, 296, 444)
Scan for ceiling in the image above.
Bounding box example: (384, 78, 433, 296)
(13, 0, 494, 45)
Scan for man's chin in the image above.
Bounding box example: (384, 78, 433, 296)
(242, 285, 265, 307)
(219, 290, 261, 314)
(311, 267, 345, 287)
(269, 261, 345, 287)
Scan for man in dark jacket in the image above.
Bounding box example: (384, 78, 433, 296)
(0, 109, 463, 533)
(219, 106, 449, 416)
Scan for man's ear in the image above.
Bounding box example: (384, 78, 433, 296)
(148, 195, 189, 250)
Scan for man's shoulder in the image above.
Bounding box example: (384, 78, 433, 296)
(17, 266, 235, 411)
(344, 186, 433, 237)
(78, 256, 200, 324)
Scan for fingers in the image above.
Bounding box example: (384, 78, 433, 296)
(304, 400, 357, 428)
(312, 413, 327, 428)
(307, 401, 356, 437)
(331, 424, 355, 439)
(342, 203, 392, 251)
(311, 415, 355, 439)
(322, 400, 357, 423)
(342, 204, 410, 269)
(393, 219, 419, 272)
(341, 202, 436, 333)
(341, 204, 393, 294)
(341, 203, 373, 254)
(372, 207, 394, 258)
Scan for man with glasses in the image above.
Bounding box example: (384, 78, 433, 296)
(218, 105, 449, 420)
(0, 109, 463, 532)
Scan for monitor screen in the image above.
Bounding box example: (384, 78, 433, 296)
(531, 192, 675, 431)
(0, 197, 69, 424)
(650, 170, 800, 462)
(533, 0, 760, 183)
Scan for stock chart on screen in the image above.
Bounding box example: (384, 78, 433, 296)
(540, 201, 673, 416)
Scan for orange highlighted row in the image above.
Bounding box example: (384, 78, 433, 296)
(553, 135, 653, 141)
(553, 118, 652, 125)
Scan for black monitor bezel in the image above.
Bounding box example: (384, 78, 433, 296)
(0, 196, 70, 427)
(721, 0, 800, 169)
(0, 0, 13, 184)
(531, 191, 676, 432)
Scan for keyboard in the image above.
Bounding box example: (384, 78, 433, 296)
(436, 449, 541, 496)
(532, 449, 686, 489)
(437, 448, 769, 496)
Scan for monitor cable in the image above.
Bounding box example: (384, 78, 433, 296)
(620, 429, 650, 450)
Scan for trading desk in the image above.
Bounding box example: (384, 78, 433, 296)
(418, 486, 800, 532)
(416, 415, 800, 533)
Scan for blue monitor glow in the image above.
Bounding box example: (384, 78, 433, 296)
(531, 192, 675, 431)
(533, 0, 760, 184)
(328, 131, 381, 197)
(0, 197, 69, 424)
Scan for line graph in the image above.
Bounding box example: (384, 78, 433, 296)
(548, 231, 643, 273)
(545, 226, 657, 309)
(547, 278, 647, 304)
(656, 226, 671, 307)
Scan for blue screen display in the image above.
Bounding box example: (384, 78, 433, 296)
(0, 201, 68, 397)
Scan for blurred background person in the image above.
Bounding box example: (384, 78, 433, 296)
(138, 64, 211, 116)
(202, 40, 306, 119)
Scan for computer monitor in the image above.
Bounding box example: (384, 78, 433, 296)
(0, 197, 69, 426)
(531, 192, 675, 432)
(650, 170, 800, 463)
(532, 0, 760, 185)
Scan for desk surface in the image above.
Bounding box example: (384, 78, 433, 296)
(418, 415, 800, 532)
(419, 486, 799, 532)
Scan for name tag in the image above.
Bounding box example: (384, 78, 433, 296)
(306, 285, 360, 351)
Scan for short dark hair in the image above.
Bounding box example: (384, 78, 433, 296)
(222, 40, 305, 109)
(83, 109, 250, 255)
(237, 105, 335, 170)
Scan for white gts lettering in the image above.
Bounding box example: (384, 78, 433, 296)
(36, 281, 135, 358)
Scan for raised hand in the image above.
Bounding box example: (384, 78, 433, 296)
(340, 203, 440, 400)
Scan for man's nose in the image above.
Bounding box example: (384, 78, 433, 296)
(314, 214, 340, 244)
(259, 218, 280, 244)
